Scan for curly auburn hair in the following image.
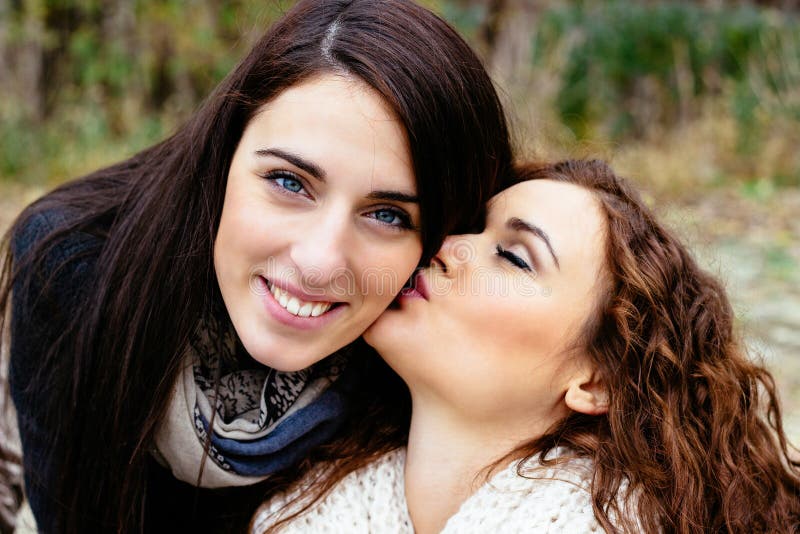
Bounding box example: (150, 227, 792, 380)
(254, 159, 800, 533)
(510, 159, 800, 533)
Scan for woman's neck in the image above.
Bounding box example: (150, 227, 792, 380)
(403, 394, 554, 534)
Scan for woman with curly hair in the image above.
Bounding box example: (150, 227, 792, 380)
(253, 159, 800, 533)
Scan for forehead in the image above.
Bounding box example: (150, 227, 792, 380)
(260, 74, 393, 121)
(488, 179, 607, 262)
(239, 74, 414, 191)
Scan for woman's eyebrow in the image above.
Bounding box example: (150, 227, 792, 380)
(253, 149, 417, 204)
(507, 217, 560, 270)
(366, 191, 419, 203)
(255, 148, 326, 181)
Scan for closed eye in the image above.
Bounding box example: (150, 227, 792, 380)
(495, 245, 533, 272)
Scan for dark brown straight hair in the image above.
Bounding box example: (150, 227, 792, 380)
(0, 1, 513, 531)
(256, 160, 800, 533)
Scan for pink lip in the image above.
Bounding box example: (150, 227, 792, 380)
(415, 271, 430, 299)
(257, 276, 347, 330)
(398, 270, 429, 301)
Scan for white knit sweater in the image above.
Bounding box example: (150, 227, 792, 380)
(252, 447, 610, 533)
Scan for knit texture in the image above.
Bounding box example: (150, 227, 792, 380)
(252, 448, 608, 533)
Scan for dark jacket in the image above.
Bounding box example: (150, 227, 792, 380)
(8, 208, 337, 533)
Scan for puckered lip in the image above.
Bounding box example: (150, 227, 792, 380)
(262, 276, 346, 304)
(398, 269, 429, 301)
(413, 270, 430, 300)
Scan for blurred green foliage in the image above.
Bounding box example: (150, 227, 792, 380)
(535, 2, 800, 146)
(0, 0, 293, 184)
(0, 0, 798, 190)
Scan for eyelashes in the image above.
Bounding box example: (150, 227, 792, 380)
(365, 208, 416, 231)
(262, 170, 310, 197)
(260, 170, 416, 231)
(495, 245, 533, 272)
(272, 174, 304, 194)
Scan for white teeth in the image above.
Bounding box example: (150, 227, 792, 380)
(268, 281, 333, 318)
(286, 297, 300, 315)
(311, 302, 329, 317)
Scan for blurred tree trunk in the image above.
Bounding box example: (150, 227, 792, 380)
(16, 0, 46, 121)
(700, 0, 798, 8)
(0, 2, 9, 92)
(100, 0, 139, 134)
(101, 0, 137, 54)
(488, 0, 548, 91)
(454, 0, 549, 94)
(758, 0, 799, 9)
(40, 3, 83, 120)
(147, 26, 175, 112)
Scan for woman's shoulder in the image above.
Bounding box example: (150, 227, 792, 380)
(7, 201, 110, 532)
(442, 450, 603, 533)
(9, 200, 107, 316)
(9, 202, 106, 370)
(10, 202, 103, 266)
(251, 448, 410, 533)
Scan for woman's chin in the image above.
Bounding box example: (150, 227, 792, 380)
(362, 313, 398, 351)
(365, 295, 427, 354)
(361, 323, 382, 349)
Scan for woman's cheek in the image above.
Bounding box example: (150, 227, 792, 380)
(365, 241, 422, 300)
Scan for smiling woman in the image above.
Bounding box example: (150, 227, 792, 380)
(0, 1, 514, 532)
(216, 75, 422, 372)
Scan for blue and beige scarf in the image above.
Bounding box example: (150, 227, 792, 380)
(153, 308, 352, 487)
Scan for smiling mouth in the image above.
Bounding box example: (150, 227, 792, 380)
(264, 278, 341, 318)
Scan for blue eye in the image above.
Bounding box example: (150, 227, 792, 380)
(375, 209, 401, 225)
(262, 171, 310, 197)
(495, 245, 533, 271)
(275, 176, 304, 193)
(368, 208, 413, 230)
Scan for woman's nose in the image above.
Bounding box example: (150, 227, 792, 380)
(288, 209, 351, 291)
(431, 234, 477, 275)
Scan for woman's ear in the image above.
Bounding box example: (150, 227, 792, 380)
(564, 366, 608, 416)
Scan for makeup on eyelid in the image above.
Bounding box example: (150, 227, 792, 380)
(365, 179, 608, 423)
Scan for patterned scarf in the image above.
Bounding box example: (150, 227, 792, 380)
(153, 306, 352, 488)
